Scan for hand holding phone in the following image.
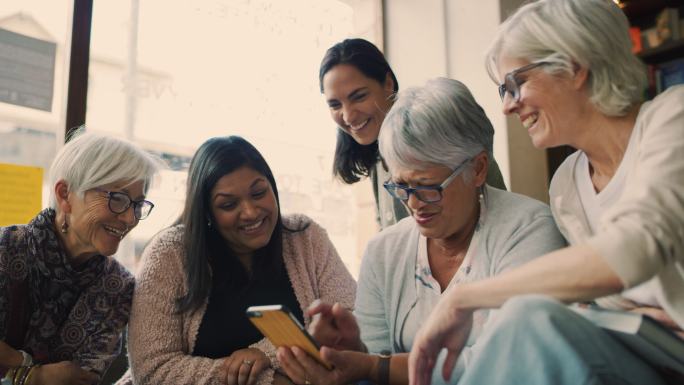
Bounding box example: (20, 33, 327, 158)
(246, 305, 332, 370)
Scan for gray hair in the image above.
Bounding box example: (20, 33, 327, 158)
(48, 128, 165, 208)
(378, 77, 494, 178)
(485, 0, 645, 117)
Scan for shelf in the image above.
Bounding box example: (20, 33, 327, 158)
(621, 0, 684, 21)
(638, 39, 684, 64)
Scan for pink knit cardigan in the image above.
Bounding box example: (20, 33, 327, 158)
(116, 214, 356, 385)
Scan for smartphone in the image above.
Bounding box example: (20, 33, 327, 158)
(246, 304, 332, 369)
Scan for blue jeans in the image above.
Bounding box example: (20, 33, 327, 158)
(457, 295, 667, 385)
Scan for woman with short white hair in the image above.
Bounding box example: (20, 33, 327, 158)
(0, 129, 163, 385)
(409, 1, 684, 384)
(276, 77, 566, 385)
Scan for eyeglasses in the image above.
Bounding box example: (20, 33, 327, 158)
(94, 188, 154, 220)
(383, 157, 472, 203)
(498, 62, 551, 102)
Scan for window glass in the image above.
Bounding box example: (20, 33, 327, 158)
(0, 0, 71, 215)
(89, 0, 382, 276)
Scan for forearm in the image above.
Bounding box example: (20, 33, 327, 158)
(0, 341, 23, 367)
(453, 244, 623, 310)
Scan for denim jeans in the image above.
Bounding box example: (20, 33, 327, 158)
(455, 295, 667, 385)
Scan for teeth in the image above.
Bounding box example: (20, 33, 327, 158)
(104, 225, 126, 239)
(242, 219, 264, 231)
(349, 119, 369, 131)
(522, 114, 538, 129)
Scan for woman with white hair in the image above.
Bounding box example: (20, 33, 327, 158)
(0, 130, 163, 385)
(276, 77, 566, 385)
(409, 1, 684, 384)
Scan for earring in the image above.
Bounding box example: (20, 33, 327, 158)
(61, 217, 69, 233)
(207, 219, 212, 228)
(477, 186, 486, 229)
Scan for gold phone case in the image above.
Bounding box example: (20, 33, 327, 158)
(246, 305, 332, 369)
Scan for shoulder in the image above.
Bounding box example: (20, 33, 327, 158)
(0, 224, 29, 279)
(137, 225, 185, 277)
(101, 257, 135, 297)
(548, 150, 581, 200)
(636, 85, 684, 135)
(281, 213, 330, 252)
(364, 217, 417, 265)
(485, 186, 555, 229)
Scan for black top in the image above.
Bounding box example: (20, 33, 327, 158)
(192, 255, 304, 358)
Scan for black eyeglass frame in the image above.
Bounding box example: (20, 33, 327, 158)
(383, 157, 473, 204)
(93, 188, 155, 220)
(498, 61, 551, 102)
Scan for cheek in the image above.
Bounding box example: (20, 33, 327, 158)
(331, 110, 345, 127)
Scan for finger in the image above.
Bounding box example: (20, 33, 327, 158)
(277, 347, 307, 384)
(247, 358, 268, 385)
(238, 360, 253, 385)
(306, 300, 333, 318)
(442, 350, 458, 382)
(225, 358, 241, 385)
(292, 346, 330, 377)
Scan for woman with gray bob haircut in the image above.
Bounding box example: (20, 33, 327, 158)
(379, 77, 494, 182)
(1, 128, 164, 385)
(410, 1, 684, 385)
(276, 78, 565, 385)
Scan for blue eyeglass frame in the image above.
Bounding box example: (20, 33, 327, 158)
(383, 157, 473, 203)
(498, 61, 551, 102)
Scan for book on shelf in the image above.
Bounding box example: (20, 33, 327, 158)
(571, 306, 684, 375)
(659, 58, 684, 91)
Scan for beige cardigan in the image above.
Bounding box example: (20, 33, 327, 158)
(549, 85, 684, 327)
(117, 214, 356, 385)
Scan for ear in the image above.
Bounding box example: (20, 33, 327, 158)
(54, 180, 72, 214)
(471, 151, 489, 188)
(571, 62, 589, 90)
(383, 72, 395, 95)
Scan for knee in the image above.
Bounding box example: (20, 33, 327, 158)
(496, 294, 566, 326)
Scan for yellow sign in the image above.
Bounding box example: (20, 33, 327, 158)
(0, 163, 43, 226)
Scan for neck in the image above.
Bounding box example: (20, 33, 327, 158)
(52, 214, 97, 266)
(572, 104, 640, 179)
(235, 252, 253, 272)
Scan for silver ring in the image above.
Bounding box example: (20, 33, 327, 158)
(242, 359, 254, 366)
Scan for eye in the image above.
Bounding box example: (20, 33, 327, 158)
(328, 101, 341, 110)
(109, 193, 129, 204)
(252, 189, 267, 199)
(351, 93, 367, 102)
(219, 201, 238, 210)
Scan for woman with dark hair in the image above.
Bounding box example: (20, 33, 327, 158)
(319, 38, 507, 229)
(118, 136, 355, 385)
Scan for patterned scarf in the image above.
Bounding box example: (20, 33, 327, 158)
(0, 208, 132, 375)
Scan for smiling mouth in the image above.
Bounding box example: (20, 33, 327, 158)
(104, 225, 127, 239)
(522, 114, 538, 130)
(240, 218, 265, 233)
(348, 118, 370, 132)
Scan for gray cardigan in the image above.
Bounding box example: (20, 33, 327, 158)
(355, 186, 567, 382)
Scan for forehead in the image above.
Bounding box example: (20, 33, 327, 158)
(497, 54, 531, 81)
(322, 64, 379, 96)
(99, 180, 146, 197)
(212, 166, 267, 195)
(392, 164, 451, 183)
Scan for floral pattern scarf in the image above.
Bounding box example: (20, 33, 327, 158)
(0, 208, 134, 378)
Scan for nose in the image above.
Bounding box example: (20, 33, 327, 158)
(240, 200, 259, 220)
(502, 92, 519, 116)
(405, 192, 425, 212)
(119, 205, 138, 227)
(341, 104, 357, 126)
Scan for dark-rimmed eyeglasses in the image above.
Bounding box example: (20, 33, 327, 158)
(383, 157, 473, 203)
(498, 62, 551, 102)
(94, 188, 154, 220)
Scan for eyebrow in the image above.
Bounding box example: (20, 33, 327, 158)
(212, 178, 267, 201)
